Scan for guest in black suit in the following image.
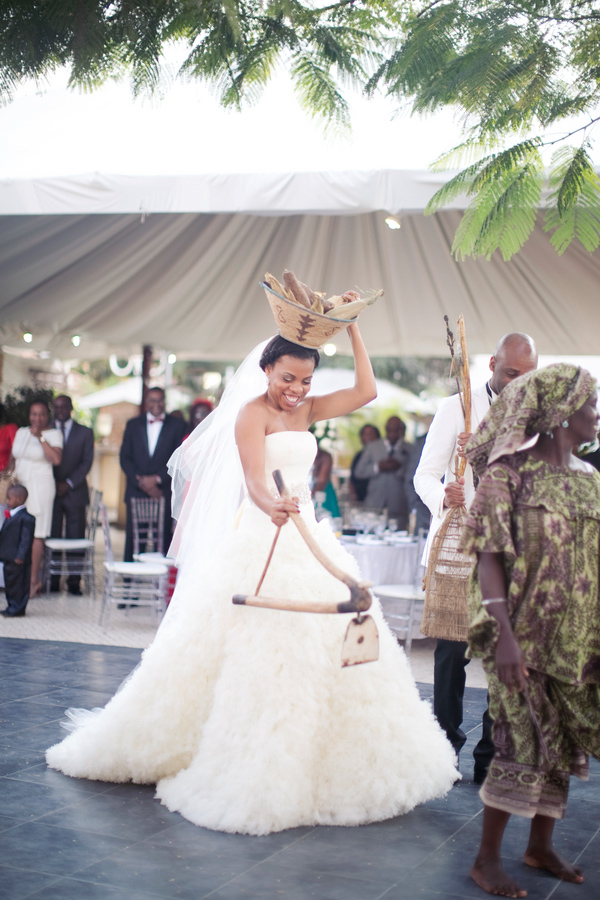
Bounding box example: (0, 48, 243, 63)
(119, 386, 187, 561)
(51, 395, 95, 595)
(0, 484, 36, 617)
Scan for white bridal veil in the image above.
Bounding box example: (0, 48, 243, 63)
(167, 339, 272, 571)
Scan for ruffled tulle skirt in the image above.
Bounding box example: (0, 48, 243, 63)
(47, 502, 457, 834)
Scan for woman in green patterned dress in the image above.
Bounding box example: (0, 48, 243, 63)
(460, 363, 600, 899)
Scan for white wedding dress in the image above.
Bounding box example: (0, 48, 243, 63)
(47, 431, 457, 835)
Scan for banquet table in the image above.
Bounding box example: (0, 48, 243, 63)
(341, 537, 419, 586)
(341, 536, 426, 642)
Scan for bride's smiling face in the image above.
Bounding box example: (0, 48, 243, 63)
(265, 354, 315, 411)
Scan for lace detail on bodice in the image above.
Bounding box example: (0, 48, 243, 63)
(267, 482, 312, 505)
(246, 431, 317, 507)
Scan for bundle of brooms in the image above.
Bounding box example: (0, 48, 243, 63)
(262, 270, 383, 349)
(421, 315, 474, 643)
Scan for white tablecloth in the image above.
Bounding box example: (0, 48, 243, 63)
(342, 539, 419, 586)
(342, 538, 425, 642)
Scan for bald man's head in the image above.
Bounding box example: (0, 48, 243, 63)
(489, 333, 537, 395)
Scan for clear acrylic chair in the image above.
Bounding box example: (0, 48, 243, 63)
(371, 529, 429, 655)
(98, 503, 168, 629)
(43, 487, 103, 598)
(130, 496, 165, 556)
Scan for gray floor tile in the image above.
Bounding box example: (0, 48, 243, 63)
(0, 703, 64, 736)
(71, 839, 263, 899)
(18, 687, 114, 710)
(380, 845, 555, 900)
(6, 762, 114, 795)
(0, 743, 46, 776)
(0, 865, 61, 900)
(0, 812, 26, 834)
(25, 877, 163, 900)
(263, 812, 473, 885)
(205, 858, 392, 900)
(38, 792, 183, 841)
(0, 822, 133, 877)
(1, 720, 68, 753)
(0, 776, 77, 820)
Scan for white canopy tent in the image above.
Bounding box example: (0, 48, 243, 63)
(1, 169, 599, 361)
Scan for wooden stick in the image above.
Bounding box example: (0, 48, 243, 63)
(254, 526, 281, 596)
(232, 592, 368, 614)
(274, 473, 364, 587)
(457, 314, 471, 479)
(444, 315, 466, 420)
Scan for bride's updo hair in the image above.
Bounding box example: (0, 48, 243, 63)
(259, 336, 320, 372)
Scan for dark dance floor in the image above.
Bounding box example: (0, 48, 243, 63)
(1, 638, 599, 900)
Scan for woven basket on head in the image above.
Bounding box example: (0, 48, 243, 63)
(421, 506, 474, 642)
(261, 282, 357, 349)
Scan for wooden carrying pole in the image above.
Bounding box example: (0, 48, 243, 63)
(457, 314, 471, 478)
(421, 313, 473, 642)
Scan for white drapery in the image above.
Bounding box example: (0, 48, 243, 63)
(2, 206, 599, 358)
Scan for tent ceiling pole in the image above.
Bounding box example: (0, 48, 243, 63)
(141, 344, 153, 413)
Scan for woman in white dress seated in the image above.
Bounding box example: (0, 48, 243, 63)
(47, 320, 457, 835)
(8, 399, 62, 597)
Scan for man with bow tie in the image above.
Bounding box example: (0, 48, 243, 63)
(119, 386, 187, 562)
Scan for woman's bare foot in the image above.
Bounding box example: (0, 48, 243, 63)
(524, 847, 583, 882)
(29, 581, 42, 599)
(471, 858, 527, 897)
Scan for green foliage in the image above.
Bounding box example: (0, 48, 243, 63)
(426, 139, 545, 259)
(544, 144, 600, 253)
(1, 386, 55, 426)
(373, 1, 600, 259)
(0, 1, 385, 128)
(3, 2, 600, 258)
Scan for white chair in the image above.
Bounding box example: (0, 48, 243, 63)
(133, 551, 178, 606)
(98, 503, 168, 629)
(44, 487, 103, 598)
(371, 529, 428, 655)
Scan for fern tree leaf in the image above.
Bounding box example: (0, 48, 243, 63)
(440, 142, 544, 260)
(544, 145, 600, 254)
(291, 52, 350, 131)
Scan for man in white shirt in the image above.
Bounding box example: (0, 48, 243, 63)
(119, 387, 187, 561)
(414, 333, 538, 782)
(353, 416, 411, 526)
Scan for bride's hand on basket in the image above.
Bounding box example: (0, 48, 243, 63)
(443, 477, 465, 509)
(270, 496, 300, 527)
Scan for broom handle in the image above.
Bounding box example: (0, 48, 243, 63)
(272, 470, 367, 593)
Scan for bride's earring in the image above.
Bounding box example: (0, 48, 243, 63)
(545, 430, 554, 439)
(562, 421, 569, 428)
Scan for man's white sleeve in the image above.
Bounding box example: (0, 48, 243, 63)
(413, 397, 460, 520)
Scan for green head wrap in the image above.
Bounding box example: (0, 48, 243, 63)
(465, 363, 596, 471)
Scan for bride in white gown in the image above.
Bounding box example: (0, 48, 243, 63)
(47, 320, 457, 835)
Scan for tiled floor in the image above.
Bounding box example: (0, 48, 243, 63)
(1, 638, 598, 900)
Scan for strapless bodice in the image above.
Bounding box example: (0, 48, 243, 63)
(262, 431, 317, 503)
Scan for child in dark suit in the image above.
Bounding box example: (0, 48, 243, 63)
(0, 484, 36, 617)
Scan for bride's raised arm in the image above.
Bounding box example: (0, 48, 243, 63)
(309, 322, 377, 423)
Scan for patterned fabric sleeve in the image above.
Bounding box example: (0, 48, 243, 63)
(460, 461, 519, 563)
